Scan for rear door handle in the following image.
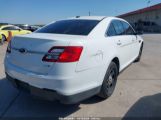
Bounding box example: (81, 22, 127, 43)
(117, 43, 122, 45)
(117, 40, 122, 46)
(117, 42, 122, 45)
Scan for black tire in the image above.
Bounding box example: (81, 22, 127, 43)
(1, 34, 7, 44)
(98, 62, 118, 99)
(134, 44, 143, 62)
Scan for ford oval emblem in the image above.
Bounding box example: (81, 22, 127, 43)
(19, 48, 27, 54)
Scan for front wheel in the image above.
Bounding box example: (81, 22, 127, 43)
(98, 62, 118, 99)
(134, 44, 143, 62)
(0, 35, 7, 44)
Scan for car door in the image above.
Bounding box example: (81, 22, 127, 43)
(121, 21, 139, 59)
(11, 26, 22, 35)
(112, 20, 135, 70)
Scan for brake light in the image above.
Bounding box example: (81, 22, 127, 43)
(42, 46, 83, 62)
(7, 41, 11, 53)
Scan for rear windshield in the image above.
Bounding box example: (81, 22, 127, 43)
(36, 20, 100, 35)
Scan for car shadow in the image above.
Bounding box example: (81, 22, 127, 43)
(0, 78, 102, 118)
(81, 96, 104, 104)
(0, 78, 81, 118)
(0, 77, 105, 118)
(123, 93, 161, 119)
(0, 78, 19, 117)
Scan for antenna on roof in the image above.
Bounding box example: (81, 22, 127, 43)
(89, 11, 91, 16)
(147, 0, 151, 7)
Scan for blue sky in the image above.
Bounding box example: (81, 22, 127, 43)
(1, 0, 161, 25)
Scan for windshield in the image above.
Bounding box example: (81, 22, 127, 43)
(36, 20, 100, 35)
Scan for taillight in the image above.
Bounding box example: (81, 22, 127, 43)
(42, 46, 83, 62)
(7, 41, 11, 53)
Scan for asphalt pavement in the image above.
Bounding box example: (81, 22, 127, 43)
(0, 34, 161, 119)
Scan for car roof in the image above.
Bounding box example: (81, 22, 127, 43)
(0, 25, 15, 29)
(68, 16, 107, 21)
(65, 16, 125, 22)
(19, 24, 29, 27)
(46, 16, 126, 28)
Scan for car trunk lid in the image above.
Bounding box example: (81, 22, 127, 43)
(9, 33, 72, 75)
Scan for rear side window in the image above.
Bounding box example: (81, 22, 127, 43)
(112, 20, 125, 35)
(107, 23, 117, 36)
(121, 21, 135, 35)
(36, 20, 100, 36)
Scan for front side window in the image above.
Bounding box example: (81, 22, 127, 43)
(2, 27, 12, 30)
(121, 21, 135, 35)
(19, 25, 30, 30)
(2, 26, 20, 30)
(36, 20, 100, 36)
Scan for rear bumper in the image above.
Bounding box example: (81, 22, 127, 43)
(6, 74, 101, 104)
(5, 59, 95, 94)
(5, 58, 102, 104)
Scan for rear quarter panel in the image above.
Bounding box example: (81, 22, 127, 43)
(75, 18, 119, 85)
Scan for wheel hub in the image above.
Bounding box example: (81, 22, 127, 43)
(107, 74, 114, 87)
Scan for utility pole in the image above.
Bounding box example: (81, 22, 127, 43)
(147, 0, 151, 7)
(146, 0, 151, 32)
(146, 0, 151, 20)
(89, 11, 91, 16)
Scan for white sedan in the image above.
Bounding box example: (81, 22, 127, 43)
(5, 16, 143, 104)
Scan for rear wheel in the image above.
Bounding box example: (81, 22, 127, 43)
(1, 35, 7, 44)
(98, 62, 118, 99)
(134, 44, 143, 62)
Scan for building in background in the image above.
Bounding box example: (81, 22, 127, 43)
(119, 3, 161, 33)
